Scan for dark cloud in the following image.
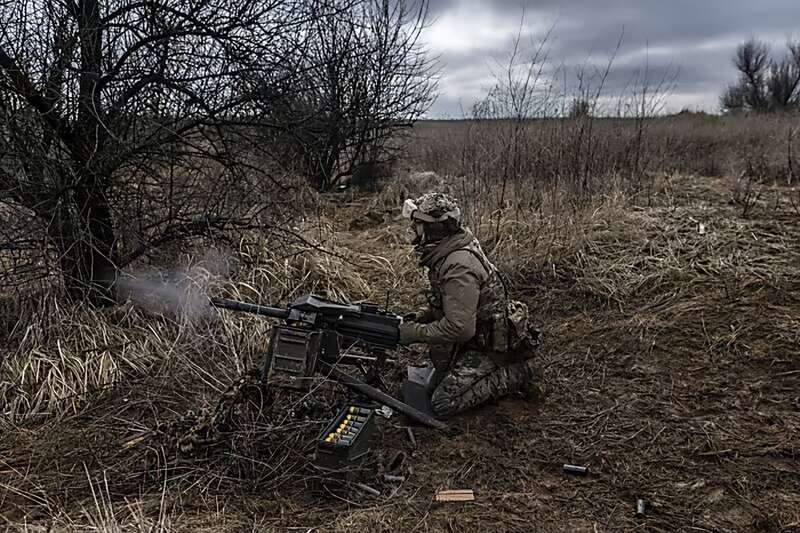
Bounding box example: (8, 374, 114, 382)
(424, 0, 800, 117)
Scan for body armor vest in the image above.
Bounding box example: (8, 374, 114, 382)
(426, 238, 511, 352)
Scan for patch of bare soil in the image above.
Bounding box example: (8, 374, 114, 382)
(2, 175, 799, 532)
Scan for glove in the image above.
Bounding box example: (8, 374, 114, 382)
(405, 307, 436, 325)
(399, 321, 425, 345)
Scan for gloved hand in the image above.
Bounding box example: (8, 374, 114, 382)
(404, 307, 436, 325)
(399, 321, 425, 345)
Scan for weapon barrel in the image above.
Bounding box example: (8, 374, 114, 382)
(210, 297, 290, 320)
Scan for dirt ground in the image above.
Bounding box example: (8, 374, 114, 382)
(1, 174, 799, 532)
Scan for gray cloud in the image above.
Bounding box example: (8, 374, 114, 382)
(423, 0, 800, 117)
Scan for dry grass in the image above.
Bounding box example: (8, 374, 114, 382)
(2, 116, 800, 531)
(409, 113, 800, 198)
(0, 217, 387, 422)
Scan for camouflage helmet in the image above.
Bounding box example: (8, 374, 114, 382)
(402, 192, 462, 224)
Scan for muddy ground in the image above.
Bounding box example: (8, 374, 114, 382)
(1, 175, 799, 532)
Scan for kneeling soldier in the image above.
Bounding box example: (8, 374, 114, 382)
(398, 192, 540, 418)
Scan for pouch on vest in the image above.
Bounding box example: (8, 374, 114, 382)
(490, 311, 509, 352)
(507, 300, 540, 351)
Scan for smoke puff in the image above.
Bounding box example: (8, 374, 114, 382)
(116, 249, 232, 323)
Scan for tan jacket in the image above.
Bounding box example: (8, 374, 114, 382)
(404, 229, 506, 347)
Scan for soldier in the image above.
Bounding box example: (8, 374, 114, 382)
(398, 192, 540, 418)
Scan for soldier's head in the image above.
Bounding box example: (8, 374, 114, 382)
(402, 192, 462, 245)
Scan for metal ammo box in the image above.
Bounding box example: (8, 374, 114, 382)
(315, 405, 376, 469)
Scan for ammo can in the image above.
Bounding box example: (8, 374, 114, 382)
(315, 405, 376, 469)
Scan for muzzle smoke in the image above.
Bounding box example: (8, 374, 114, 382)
(115, 249, 231, 324)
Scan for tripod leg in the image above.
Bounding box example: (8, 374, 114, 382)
(318, 361, 447, 431)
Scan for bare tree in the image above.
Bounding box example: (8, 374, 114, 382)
(462, 24, 674, 215)
(0, 0, 315, 302)
(261, 0, 437, 191)
(722, 38, 800, 113)
(735, 39, 770, 110)
(467, 20, 558, 238)
(767, 44, 800, 110)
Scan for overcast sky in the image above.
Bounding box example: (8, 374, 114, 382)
(421, 0, 800, 118)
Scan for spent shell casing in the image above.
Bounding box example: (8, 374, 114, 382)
(635, 499, 646, 517)
(563, 464, 588, 476)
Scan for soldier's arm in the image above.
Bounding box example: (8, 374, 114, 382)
(401, 254, 481, 344)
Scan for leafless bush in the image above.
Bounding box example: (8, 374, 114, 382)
(731, 169, 763, 217)
(0, 0, 320, 302)
(258, 0, 437, 191)
(567, 98, 592, 118)
(407, 26, 675, 230)
(410, 112, 799, 193)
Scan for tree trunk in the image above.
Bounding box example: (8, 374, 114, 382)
(55, 188, 117, 304)
(55, 0, 117, 304)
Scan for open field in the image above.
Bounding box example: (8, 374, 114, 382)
(2, 114, 800, 532)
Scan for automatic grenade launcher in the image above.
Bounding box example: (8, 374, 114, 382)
(210, 294, 445, 430)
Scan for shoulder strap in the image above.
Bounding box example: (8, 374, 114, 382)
(441, 246, 510, 300)
(454, 247, 493, 277)
(434, 246, 489, 277)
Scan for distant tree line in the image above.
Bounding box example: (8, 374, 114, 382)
(722, 38, 800, 113)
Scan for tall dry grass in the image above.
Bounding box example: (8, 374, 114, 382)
(3, 111, 798, 426)
(0, 213, 381, 422)
(408, 113, 800, 198)
(2, 112, 800, 532)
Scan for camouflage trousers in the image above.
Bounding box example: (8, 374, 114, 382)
(430, 350, 535, 417)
